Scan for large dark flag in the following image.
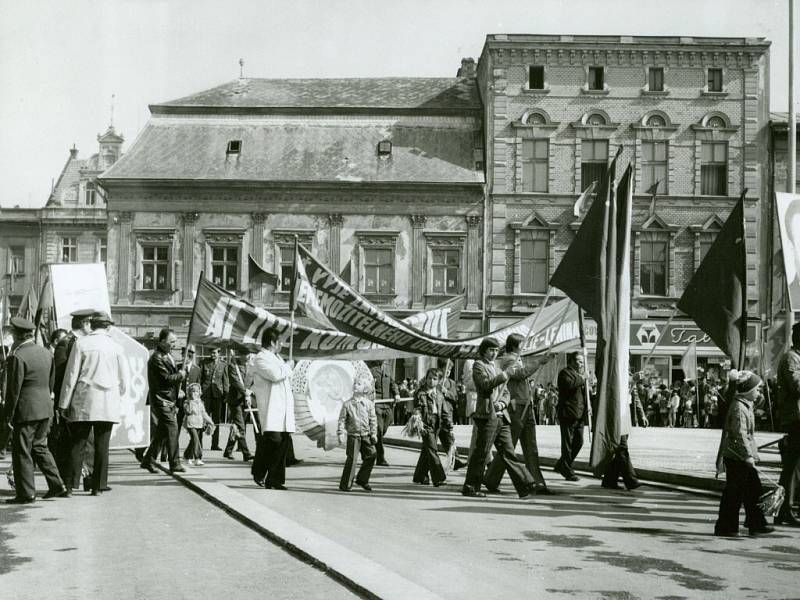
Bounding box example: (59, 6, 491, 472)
(550, 149, 633, 473)
(677, 192, 747, 368)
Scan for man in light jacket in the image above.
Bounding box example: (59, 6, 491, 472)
(59, 312, 128, 495)
(250, 329, 294, 490)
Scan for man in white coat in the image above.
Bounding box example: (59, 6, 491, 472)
(250, 329, 294, 490)
(58, 312, 128, 495)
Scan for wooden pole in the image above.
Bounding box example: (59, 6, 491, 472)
(578, 309, 593, 444)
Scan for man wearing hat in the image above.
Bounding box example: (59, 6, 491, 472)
(3, 317, 68, 503)
(462, 337, 538, 498)
(52, 308, 94, 485)
(59, 311, 127, 495)
(775, 322, 800, 527)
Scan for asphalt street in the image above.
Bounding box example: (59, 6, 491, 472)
(1, 428, 799, 600)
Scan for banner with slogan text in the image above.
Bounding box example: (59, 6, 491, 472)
(190, 273, 580, 360)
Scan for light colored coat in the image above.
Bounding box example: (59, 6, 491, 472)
(251, 349, 295, 433)
(59, 329, 128, 423)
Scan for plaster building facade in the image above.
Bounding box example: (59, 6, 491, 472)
(98, 72, 486, 363)
(476, 34, 771, 383)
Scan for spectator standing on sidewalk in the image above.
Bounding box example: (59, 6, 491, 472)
(140, 328, 187, 474)
(58, 311, 127, 495)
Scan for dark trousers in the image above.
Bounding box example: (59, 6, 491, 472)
(601, 434, 638, 488)
(715, 458, 767, 534)
(464, 415, 534, 496)
(185, 428, 203, 460)
(67, 421, 112, 492)
(413, 425, 446, 485)
(48, 417, 72, 485)
(340, 435, 376, 490)
(143, 406, 179, 469)
(11, 418, 64, 499)
(204, 395, 225, 448)
(224, 404, 251, 457)
(778, 423, 800, 519)
(252, 431, 290, 487)
(555, 418, 584, 477)
(484, 401, 546, 489)
(374, 404, 393, 463)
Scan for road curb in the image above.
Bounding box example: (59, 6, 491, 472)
(142, 456, 443, 600)
(384, 435, 725, 497)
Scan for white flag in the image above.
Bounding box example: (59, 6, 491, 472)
(573, 181, 597, 218)
(681, 341, 697, 381)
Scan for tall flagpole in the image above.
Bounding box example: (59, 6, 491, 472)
(739, 189, 749, 369)
(288, 236, 298, 362)
(578, 309, 593, 443)
(786, 0, 797, 351)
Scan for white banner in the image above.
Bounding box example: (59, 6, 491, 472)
(49, 263, 111, 330)
(775, 192, 800, 311)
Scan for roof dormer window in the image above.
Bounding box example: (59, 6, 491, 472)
(227, 140, 242, 154)
(377, 139, 392, 157)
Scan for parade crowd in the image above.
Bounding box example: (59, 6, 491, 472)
(1, 311, 800, 540)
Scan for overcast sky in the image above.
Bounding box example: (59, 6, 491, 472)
(1, 0, 796, 208)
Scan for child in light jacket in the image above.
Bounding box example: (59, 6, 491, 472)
(184, 383, 214, 466)
(337, 375, 377, 492)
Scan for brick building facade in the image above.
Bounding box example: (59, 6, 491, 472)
(97, 75, 485, 368)
(476, 35, 770, 383)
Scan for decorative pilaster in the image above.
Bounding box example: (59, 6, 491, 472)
(410, 214, 427, 309)
(466, 214, 482, 311)
(250, 213, 267, 302)
(181, 212, 199, 304)
(328, 214, 343, 273)
(116, 212, 133, 304)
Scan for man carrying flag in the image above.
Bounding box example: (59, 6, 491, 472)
(550, 147, 637, 484)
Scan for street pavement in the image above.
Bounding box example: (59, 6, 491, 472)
(0, 451, 357, 600)
(1, 426, 798, 600)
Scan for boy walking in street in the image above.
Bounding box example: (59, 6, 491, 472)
(338, 376, 378, 492)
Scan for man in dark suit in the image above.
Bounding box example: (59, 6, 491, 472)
(555, 352, 588, 482)
(484, 334, 550, 494)
(461, 337, 537, 498)
(200, 347, 228, 450)
(775, 322, 800, 527)
(51, 309, 94, 486)
(141, 328, 187, 474)
(370, 361, 399, 466)
(223, 350, 253, 461)
(3, 317, 68, 503)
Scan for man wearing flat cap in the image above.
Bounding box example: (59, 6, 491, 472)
(59, 311, 127, 495)
(51, 308, 95, 486)
(3, 317, 68, 503)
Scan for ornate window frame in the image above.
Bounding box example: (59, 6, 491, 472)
(641, 66, 670, 96)
(633, 214, 678, 300)
(689, 215, 724, 271)
(133, 227, 177, 296)
(353, 230, 399, 306)
(701, 67, 729, 97)
(423, 231, 467, 303)
(203, 227, 246, 294)
(581, 65, 610, 95)
(271, 229, 315, 301)
(523, 64, 551, 94)
(509, 212, 557, 297)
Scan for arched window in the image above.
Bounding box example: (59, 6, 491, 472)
(525, 112, 546, 125)
(587, 112, 607, 126)
(646, 114, 666, 127)
(707, 116, 725, 128)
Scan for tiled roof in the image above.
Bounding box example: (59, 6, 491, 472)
(46, 153, 86, 206)
(100, 116, 484, 184)
(153, 78, 481, 112)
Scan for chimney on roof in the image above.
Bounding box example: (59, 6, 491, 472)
(69, 144, 78, 159)
(457, 57, 476, 78)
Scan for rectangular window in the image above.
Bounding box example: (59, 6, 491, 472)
(588, 66, 604, 90)
(97, 238, 107, 264)
(9, 246, 25, 276)
(61, 237, 77, 263)
(700, 142, 728, 195)
(581, 139, 609, 192)
(528, 66, 545, 90)
(211, 246, 239, 292)
(141, 245, 169, 290)
(699, 237, 714, 262)
(648, 67, 664, 92)
(641, 141, 668, 193)
(279, 248, 293, 291)
(520, 231, 548, 294)
(431, 249, 460, 295)
(364, 248, 394, 294)
(85, 183, 96, 206)
(521, 139, 549, 192)
(640, 239, 667, 296)
(707, 68, 723, 92)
